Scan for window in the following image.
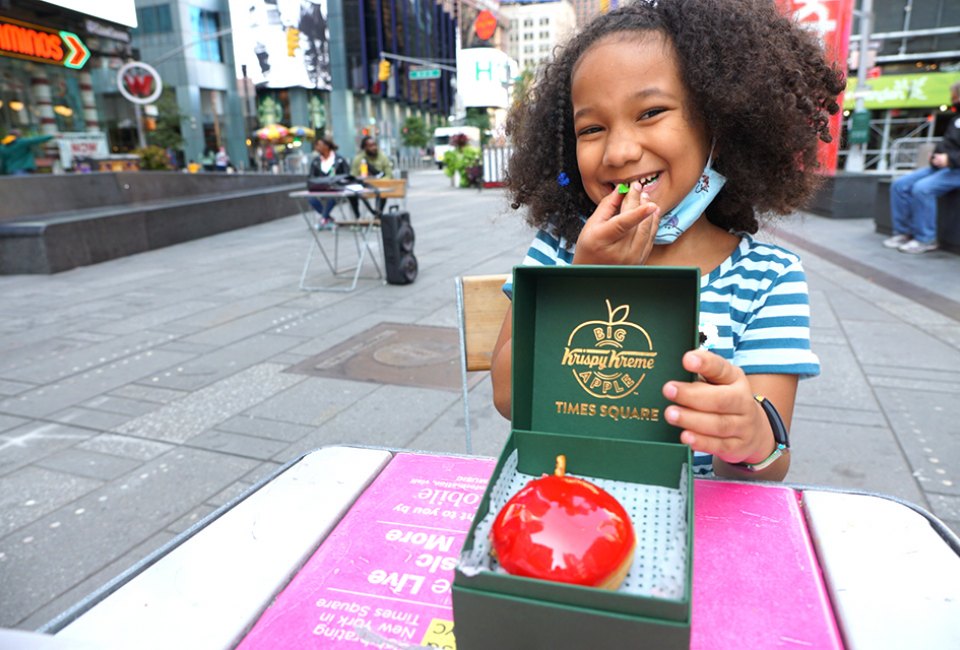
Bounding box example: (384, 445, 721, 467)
(135, 4, 173, 34)
(190, 7, 223, 62)
(523, 18, 533, 27)
(523, 33, 533, 41)
(540, 30, 550, 39)
(540, 17, 549, 25)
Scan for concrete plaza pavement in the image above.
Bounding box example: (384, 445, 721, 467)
(1, 169, 959, 630)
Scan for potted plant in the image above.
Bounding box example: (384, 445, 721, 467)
(443, 133, 483, 188)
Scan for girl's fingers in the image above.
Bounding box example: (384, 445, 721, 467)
(683, 349, 743, 387)
(608, 201, 659, 237)
(619, 180, 647, 213)
(677, 429, 742, 460)
(665, 404, 742, 441)
(589, 184, 627, 223)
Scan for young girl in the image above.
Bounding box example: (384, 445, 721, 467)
(491, 0, 845, 481)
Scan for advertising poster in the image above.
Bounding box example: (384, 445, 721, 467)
(237, 453, 495, 649)
(779, 0, 854, 174)
(230, 0, 331, 90)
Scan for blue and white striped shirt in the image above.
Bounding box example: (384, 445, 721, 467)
(504, 227, 821, 475)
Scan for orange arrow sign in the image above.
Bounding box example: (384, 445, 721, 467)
(60, 31, 90, 69)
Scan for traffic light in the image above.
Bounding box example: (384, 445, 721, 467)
(378, 59, 391, 81)
(286, 27, 300, 57)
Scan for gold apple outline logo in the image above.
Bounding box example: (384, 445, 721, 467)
(561, 299, 657, 399)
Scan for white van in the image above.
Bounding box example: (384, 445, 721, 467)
(433, 126, 481, 167)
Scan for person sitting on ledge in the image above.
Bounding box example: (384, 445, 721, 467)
(884, 81, 960, 255)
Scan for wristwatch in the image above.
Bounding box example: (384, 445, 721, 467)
(731, 394, 790, 472)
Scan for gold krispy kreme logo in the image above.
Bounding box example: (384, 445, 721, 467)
(562, 300, 656, 399)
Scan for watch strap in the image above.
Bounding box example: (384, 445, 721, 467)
(731, 394, 790, 472)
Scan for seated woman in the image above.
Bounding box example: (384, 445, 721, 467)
(307, 135, 351, 228)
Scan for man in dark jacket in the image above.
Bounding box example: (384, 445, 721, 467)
(885, 82, 960, 254)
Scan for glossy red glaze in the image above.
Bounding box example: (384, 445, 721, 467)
(491, 473, 635, 586)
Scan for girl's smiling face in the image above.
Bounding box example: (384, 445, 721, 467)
(571, 32, 710, 213)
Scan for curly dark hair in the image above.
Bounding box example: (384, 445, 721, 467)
(506, 0, 846, 244)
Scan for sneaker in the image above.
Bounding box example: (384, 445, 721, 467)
(882, 233, 912, 249)
(898, 239, 938, 254)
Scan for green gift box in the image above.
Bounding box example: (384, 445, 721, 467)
(453, 265, 700, 649)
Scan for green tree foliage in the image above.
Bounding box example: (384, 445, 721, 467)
(465, 107, 491, 145)
(136, 145, 173, 170)
(442, 143, 482, 188)
(146, 88, 185, 151)
(401, 116, 430, 148)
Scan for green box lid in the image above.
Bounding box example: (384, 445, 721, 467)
(511, 266, 700, 444)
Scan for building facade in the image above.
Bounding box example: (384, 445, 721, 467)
(130, 0, 246, 168)
(501, 0, 575, 73)
(0, 0, 135, 171)
(571, 0, 620, 28)
(229, 0, 458, 169)
(843, 0, 960, 170)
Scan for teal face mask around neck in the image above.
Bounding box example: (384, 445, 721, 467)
(654, 151, 726, 245)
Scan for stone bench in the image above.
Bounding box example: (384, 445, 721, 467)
(0, 172, 305, 274)
(804, 172, 890, 219)
(874, 179, 960, 254)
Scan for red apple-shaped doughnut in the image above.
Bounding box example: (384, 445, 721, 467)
(490, 455, 635, 589)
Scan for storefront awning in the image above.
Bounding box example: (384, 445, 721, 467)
(844, 72, 960, 110)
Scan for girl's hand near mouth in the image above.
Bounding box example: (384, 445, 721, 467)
(573, 181, 661, 266)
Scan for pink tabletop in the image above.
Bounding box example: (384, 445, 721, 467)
(239, 453, 841, 649)
(691, 480, 842, 649)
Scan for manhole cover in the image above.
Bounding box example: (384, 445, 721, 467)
(286, 322, 482, 392)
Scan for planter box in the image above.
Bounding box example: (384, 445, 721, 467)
(453, 266, 700, 650)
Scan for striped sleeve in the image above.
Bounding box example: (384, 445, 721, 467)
(734, 256, 820, 378)
(502, 227, 574, 297)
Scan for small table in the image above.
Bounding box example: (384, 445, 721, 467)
(289, 179, 406, 292)
(289, 187, 384, 292)
(45, 446, 960, 650)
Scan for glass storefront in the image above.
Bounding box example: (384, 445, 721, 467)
(0, 59, 90, 138)
(1, 5, 132, 171)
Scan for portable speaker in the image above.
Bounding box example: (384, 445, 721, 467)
(380, 208, 418, 284)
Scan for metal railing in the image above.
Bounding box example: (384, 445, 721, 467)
(889, 137, 940, 171)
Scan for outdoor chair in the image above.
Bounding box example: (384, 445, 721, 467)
(455, 273, 511, 453)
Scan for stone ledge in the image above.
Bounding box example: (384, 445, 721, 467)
(0, 179, 304, 274)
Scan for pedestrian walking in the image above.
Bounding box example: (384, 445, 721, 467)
(215, 146, 230, 172)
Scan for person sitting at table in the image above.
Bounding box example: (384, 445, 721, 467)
(307, 135, 351, 228)
(351, 136, 394, 216)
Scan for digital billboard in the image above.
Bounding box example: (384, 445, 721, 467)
(230, 0, 331, 90)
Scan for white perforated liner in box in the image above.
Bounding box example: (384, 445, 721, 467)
(460, 449, 688, 600)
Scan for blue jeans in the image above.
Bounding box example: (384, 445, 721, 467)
(308, 197, 335, 221)
(890, 166, 960, 244)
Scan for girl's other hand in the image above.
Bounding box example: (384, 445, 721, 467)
(573, 182, 660, 265)
(661, 349, 772, 465)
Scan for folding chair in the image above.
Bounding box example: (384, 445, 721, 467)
(455, 274, 511, 454)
